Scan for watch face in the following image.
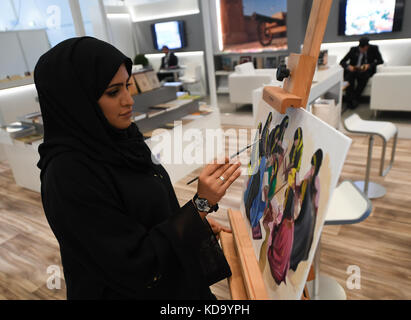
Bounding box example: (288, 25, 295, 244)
(196, 198, 210, 212)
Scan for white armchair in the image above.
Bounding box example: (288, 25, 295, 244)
(370, 66, 411, 114)
(228, 62, 277, 105)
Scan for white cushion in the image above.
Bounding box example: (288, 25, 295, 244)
(370, 72, 411, 112)
(377, 65, 411, 73)
(234, 62, 255, 74)
(344, 113, 397, 141)
(325, 181, 371, 224)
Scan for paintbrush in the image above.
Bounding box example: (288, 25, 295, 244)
(186, 141, 258, 185)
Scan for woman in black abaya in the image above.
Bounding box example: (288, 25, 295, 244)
(34, 37, 241, 300)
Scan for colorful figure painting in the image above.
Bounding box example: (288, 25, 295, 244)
(241, 99, 351, 299)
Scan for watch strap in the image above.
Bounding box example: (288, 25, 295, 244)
(193, 193, 218, 214)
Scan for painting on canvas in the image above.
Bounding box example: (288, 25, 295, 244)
(240, 99, 351, 299)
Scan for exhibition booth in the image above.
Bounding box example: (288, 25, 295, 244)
(0, 0, 410, 301)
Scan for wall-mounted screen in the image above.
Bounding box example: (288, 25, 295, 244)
(338, 0, 405, 36)
(218, 0, 287, 53)
(151, 20, 186, 51)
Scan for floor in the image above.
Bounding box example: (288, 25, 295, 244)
(0, 96, 410, 300)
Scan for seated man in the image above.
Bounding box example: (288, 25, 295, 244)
(158, 45, 179, 82)
(340, 37, 384, 109)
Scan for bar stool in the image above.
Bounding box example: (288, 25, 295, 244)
(307, 180, 372, 300)
(343, 113, 398, 199)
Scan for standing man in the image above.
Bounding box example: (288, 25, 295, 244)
(340, 37, 384, 109)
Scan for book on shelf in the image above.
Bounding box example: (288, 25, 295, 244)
(133, 73, 152, 92)
(161, 122, 180, 129)
(199, 104, 214, 113)
(265, 56, 277, 68)
(147, 109, 167, 118)
(178, 94, 201, 100)
(221, 56, 232, 71)
(14, 133, 43, 144)
(256, 57, 264, 69)
(181, 119, 194, 126)
(128, 75, 139, 96)
(133, 111, 146, 122)
(17, 112, 43, 125)
(145, 71, 161, 89)
(239, 56, 252, 64)
(5, 122, 36, 139)
(181, 113, 203, 120)
(150, 104, 170, 110)
(176, 91, 189, 98)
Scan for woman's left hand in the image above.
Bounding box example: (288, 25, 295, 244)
(207, 217, 231, 240)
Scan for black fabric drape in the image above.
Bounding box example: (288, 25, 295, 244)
(34, 37, 229, 299)
(34, 36, 153, 175)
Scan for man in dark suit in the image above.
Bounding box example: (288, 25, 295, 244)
(158, 46, 179, 82)
(340, 37, 384, 109)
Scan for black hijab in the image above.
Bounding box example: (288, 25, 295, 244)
(34, 36, 154, 176)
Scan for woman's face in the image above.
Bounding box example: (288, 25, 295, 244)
(98, 64, 134, 129)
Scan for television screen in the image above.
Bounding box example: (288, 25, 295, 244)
(338, 0, 405, 36)
(151, 21, 186, 51)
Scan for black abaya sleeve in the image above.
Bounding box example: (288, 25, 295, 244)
(41, 153, 215, 299)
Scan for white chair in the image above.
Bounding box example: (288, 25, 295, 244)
(343, 113, 398, 199)
(370, 65, 411, 115)
(179, 65, 204, 95)
(228, 62, 278, 105)
(308, 180, 372, 300)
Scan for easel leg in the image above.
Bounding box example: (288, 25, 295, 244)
(302, 264, 315, 300)
(312, 238, 321, 299)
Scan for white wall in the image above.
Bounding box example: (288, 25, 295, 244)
(128, 0, 199, 22)
(107, 14, 136, 59)
(0, 84, 40, 126)
(0, 30, 50, 79)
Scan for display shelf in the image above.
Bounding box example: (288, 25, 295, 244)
(217, 87, 229, 94)
(215, 70, 233, 76)
(0, 77, 34, 90)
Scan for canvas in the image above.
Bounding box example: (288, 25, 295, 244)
(240, 99, 351, 299)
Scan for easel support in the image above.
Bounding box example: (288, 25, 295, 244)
(220, 209, 269, 300)
(220, 0, 333, 300)
(263, 0, 333, 114)
(220, 209, 316, 300)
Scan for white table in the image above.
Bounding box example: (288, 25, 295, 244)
(0, 108, 222, 192)
(252, 65, 344, 125)
(158, 67, 186, 82)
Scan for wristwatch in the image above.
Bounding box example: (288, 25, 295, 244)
(193, 193, 219, 214)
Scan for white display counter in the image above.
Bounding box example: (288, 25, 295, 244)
(252, 65, 344, 127)
(0, 107, 221, 192)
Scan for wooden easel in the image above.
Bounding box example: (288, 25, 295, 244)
(220, 0, 333, 300)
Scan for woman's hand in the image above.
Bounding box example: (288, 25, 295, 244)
(197, 157, 242, 207)
(207, 217, 231, 240)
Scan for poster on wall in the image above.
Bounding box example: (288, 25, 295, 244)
(240, 100, 351, 299)
(219, 0, 287, 53)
